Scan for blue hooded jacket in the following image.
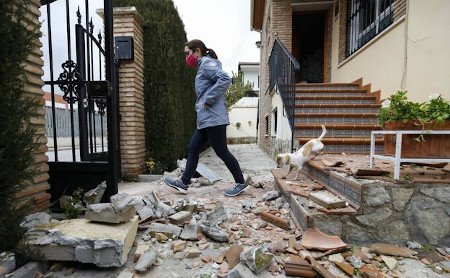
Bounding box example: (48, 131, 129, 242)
(194, 55, 231, 129)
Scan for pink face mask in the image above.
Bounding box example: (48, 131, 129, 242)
(185, 54, 198, 68)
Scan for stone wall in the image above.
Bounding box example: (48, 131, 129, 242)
(113, 7, 146, 176)
(310, 180, 450, 246)
(16, 0, 51, 212)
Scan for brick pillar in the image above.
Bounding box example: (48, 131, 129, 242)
(113, 7, 146, 176)
(16, 0, 51, 212)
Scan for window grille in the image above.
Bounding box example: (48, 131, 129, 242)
(346, 0, 393, 56)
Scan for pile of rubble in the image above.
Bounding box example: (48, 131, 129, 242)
(3, 174, 450, 277)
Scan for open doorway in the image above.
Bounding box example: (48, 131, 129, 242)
(293, 13, 326, 83)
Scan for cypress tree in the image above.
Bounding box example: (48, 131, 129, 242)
(0, 0, 39, 251)
(114, 0, 196, 172)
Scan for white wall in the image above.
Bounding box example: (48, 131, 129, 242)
(271, 90, 293, 154)
(331, 0, 450, 101)
(240, 64, 260, 91)
(227, 100, 258, 139)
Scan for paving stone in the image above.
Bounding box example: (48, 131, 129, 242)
(83, 181, 106, 205)
(169, 211, 192, 224)
(23, 217, 139, 267)
(134, 250, 157, 273)
(240, 246, 273, 274)
(85, 203, 136, 224)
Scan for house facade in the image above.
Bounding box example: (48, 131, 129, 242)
(251, 0, 450, 155)
(238, 62, 260, 93)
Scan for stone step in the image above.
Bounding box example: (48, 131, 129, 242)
(294, 113, 379, 125)
(296, 137, 383, 154)
(295, 89, 369, 98)
(295, 104, 381, 114)
(272, 168, 358, 234)
(296, 96, 378, 105)
(294, 124, 381, 138)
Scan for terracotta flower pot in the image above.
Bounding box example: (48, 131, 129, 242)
(383, 120, 450, 158)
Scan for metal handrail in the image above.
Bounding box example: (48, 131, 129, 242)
(269, 38, 300, 132)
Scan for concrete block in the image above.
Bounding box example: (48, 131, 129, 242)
(23, 216, 139, 267)
(83, 182, 106, 205)
(85, 203, 136, 224)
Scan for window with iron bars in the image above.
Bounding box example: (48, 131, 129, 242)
(346, 0, 393, 56)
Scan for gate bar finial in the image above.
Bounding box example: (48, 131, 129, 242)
(77, 6, 81, 24)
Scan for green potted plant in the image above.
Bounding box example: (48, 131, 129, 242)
(379, 91, 450, 158)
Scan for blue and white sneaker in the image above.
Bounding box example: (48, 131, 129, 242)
(224, 183, 248, 197)
(163, 177, 188, 194)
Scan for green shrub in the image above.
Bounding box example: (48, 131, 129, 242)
(114, 0, 196, 173)
(0, 0, 39, 251)
(379, 91, 450, 127)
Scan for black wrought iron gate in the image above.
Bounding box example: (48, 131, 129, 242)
(41, 0, 120, 210)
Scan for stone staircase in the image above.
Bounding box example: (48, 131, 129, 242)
(294, 83, 383, 153)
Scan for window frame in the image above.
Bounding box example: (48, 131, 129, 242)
(346, 0, 394, 57)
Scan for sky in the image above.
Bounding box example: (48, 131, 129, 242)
(38, 0, 260, 93)
(172, 0, 261, 75)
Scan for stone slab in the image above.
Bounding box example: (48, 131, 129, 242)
(308, 190, 347, 209)
(24, 216, 139, 267)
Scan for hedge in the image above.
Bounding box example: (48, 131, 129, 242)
(0, 0, 38, 251)
(114, 0, 196, 173)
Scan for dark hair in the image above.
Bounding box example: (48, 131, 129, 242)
(185, 39, 218, 59)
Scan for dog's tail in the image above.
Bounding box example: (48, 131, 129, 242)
(318, 125, 327, 140)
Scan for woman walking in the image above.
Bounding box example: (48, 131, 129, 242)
(163, 39, 247, 197)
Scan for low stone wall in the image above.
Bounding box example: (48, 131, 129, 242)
(307, 180, 450, 246)
(347, 180, 450, 245)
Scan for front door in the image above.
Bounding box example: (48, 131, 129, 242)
(293, 13, 326, 83)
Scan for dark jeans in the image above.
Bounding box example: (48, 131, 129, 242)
(181, 125, 245, 185)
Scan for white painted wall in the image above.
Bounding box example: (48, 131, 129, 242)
(330, 0, 450, 101)
(271, 89, 293, 154)
(239, 63, 260, 91)
(227, 97, 258, 139)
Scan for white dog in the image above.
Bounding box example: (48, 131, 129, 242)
(276, 125, 327, 180)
